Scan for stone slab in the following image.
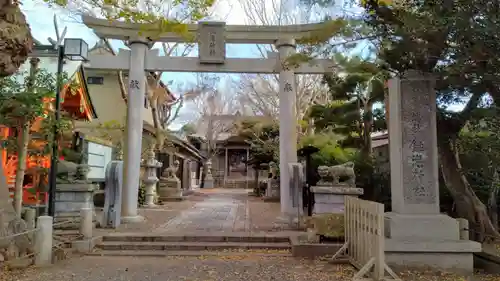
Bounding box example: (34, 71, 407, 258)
(160, 197, 185, 202)
(311, 186, 362, 214)
(55, 202, 92, 213)
(121, 215, 145, 223)
(72, 236, 102, 253)
(55, 191, 94, 201)
(97, 241, 291, 251)
(313, 194, 346, 214)
(289, 235, 345, 259)
(86, 250, 292, 257)
(204, 180, 214, 188)
(385, 238, 481, 273)
(311, 186, 363, 195)
(263, 197, 280, 202)
(384, 212, 460, 240)
(56, 183, 95, 192)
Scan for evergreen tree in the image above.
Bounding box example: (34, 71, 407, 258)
(310, 56, 389, 156)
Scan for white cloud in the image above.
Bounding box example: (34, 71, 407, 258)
(22, 0, 308, 131)
(23, 1, 98, 45)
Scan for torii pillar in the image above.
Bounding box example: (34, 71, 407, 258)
(276, 38, 298, 216)
(121, 37, 150, 223)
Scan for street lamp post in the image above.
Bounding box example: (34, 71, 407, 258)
(39, 38, 89, 217)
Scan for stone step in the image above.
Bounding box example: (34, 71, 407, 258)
(102, 234, 290, 243)
(96, 241, 291, 251)
(87, 250, 292, 257)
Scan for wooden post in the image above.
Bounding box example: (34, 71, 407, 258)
(224, 148, 228, 186)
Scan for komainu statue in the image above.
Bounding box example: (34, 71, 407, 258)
(56, 160, 79, 183)
(317, 162, 356, 186)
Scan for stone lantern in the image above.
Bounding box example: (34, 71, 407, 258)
(141, 148, 163, 208)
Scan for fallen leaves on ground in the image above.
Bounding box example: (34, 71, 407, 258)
(5, 257, 500, 281)
(206, 249, 290, 254)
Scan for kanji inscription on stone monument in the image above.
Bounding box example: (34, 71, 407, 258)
(129, 79, 140, 90)
(209, 32, 217, 56)
(401, 80, 437, 205)
(284, 82, 293, 92)
(198, 22, 226, 64)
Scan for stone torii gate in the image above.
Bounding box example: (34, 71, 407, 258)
(82, 16, 334, 222)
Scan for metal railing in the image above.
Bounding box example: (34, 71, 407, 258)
(331, 197, 400, 281)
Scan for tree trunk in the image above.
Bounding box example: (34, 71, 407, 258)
(117, 71, 128, 103)
(0, 1, 33, 77)
(150, 101, 164, 151)
(0, 151, 15, 221)
(12, 57, 39, 217)
(13, 121, 29, 218)
(487, 170, 499, 231)
(439, 139, 500, 241)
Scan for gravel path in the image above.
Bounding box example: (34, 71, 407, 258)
(9, 256, 353, 281)
(5, 256, 500, 281)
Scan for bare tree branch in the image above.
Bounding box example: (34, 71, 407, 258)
(235, 0, 332, 133)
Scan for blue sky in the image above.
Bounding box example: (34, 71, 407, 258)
(22, 0, 264, 85)
(22, 0, 268, 128)
(22, 0, 342, 86)
(23, 0, 464, 129)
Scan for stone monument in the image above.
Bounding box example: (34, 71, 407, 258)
(385, 70, 480, 272)
(311, 162, 363, 214)
(264, 161, 280, 202)
(54, 161, 96, 229)
(141, 149, 163, 208)
(204, 159, 214, 188)
(157, 160, 183, 201)
(103, 160, 123, 228)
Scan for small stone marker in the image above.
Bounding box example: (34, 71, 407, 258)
(103, 160, 123, 228)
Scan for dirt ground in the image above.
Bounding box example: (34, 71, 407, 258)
(2, 255, 500, 281)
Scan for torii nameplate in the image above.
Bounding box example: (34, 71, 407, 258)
(198, 22, 226, 65)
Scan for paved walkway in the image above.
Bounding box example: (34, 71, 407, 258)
(153, 189, 250, 233)
(96, 188, 297, 236)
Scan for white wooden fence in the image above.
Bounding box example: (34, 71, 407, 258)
(332, 197, 400, 281)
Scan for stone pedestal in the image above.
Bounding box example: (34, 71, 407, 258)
(385, 71, 480, 272)
(158, 160, 184, 202)
(54, 163, 96, 229)
(311, 185, 363, 214)
(54, 183, 96, 229)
